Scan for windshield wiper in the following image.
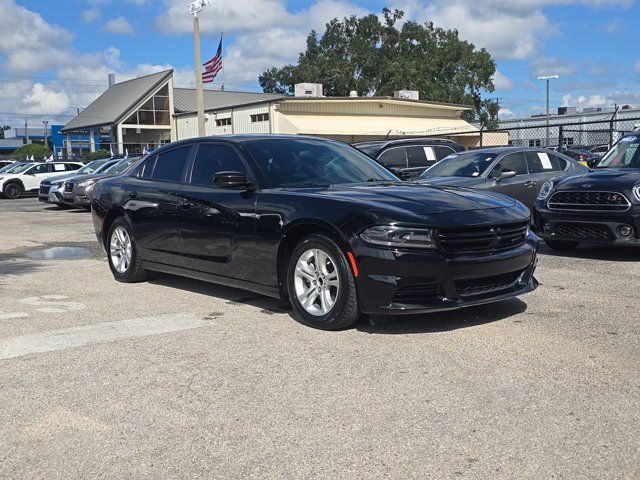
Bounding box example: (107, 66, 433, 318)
(284, 182, 330, 188)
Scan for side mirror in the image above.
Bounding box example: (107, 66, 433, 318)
(494, 169, 517, 181)
(213, 171, 249, 188)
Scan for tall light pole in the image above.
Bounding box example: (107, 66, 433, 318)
(42, 120, 49, 149)
(188, 0, 212, 137)
(537, 75, 559, 147)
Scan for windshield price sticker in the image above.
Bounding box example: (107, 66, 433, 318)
(537, 152, 553, 169)
(620, 136, 637, 143)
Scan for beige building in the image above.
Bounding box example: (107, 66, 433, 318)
(62, 69, 484, 154)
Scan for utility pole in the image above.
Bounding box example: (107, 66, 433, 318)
(188, 0, 212, 137)
(24, 119, 29, 145)
(537, 75, 559, 147)
(42, 120, 49, 149)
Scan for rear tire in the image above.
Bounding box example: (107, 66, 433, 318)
(545, 239, 579, 251)
(3, 182, 23, 199)
(287, 234, 360, 330)
(106, 217, 148, 282)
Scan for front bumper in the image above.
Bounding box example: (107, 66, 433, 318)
(534, 204, 640, 246)
(353, 232, 539, 315)
(71, 186, 91, 206)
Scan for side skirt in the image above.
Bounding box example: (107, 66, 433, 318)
(141, 260, 281, 299)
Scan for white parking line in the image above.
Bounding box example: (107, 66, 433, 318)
(0, 313, 210, 360)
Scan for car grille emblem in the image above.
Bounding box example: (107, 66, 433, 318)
(608, 194, 619, 202)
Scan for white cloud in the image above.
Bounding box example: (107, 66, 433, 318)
(103, 16, 135, 36)
(498, 108, 516, 120)
(600, 18, 622, 34)
(493, 70, 515, 91)
(636, 60, 640, 73)
(22, 83, 70, 115)
(531, 56, 576, 77)
(80, 8, 101, 23)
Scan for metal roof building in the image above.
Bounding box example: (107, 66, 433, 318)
(61, 69, 481, 154)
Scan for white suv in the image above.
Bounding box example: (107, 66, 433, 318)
(0, 162, 83, 199)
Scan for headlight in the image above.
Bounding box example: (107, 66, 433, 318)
(76, 179, 95, 188)
(633, 185, 640, 202)
(359, 225, 435, 249)
(537, 180, 554, 201)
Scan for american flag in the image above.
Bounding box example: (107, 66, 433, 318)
(202, 37, 223, 84)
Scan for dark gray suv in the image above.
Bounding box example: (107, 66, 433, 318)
(417, 147, 588, 210)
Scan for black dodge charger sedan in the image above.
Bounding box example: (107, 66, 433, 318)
(534, 133, 640, 250)
(91, 135, 539, 330)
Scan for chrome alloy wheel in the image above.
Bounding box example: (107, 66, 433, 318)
(294, 248, 340, 316)
(110, 226, 132, 274)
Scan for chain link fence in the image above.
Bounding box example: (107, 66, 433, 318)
(480, 116, 640, 149)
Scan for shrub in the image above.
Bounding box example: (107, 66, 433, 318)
(82, 149, 112, 162)
(13, 143, 52, 160)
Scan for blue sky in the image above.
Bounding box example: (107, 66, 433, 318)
(1, 0, 639, 125)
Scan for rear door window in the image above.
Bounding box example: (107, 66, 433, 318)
(150, 147, 191, 182)
(190, 144, 248, 186)
(377, 147, 408, 168)
(494, 152, 528, 175)
(434, 146, 456, 160)
(65, 163, 81, 171)
(407, 146, 430, 168)
(526, 151, 562, 172)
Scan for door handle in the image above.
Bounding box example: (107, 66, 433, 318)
(129, 192, 137, 199)
(524, 181, 536, 188)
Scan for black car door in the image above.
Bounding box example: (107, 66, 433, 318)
(176, 143, 258, 281)
(487, 152, 537, 208)
(126, 146, 192, 266)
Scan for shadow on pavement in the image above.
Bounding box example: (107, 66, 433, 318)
(538, 243, 640, 262)
(150, 272, 528, 334)
(357, 298, 528, 334)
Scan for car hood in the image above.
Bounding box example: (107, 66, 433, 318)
(292, 182, 517, 215)
(553, 169, 640, 191)
(41, 172, 82, 184)
(68, 172, 113, 184)
(417, 176, 486, 188)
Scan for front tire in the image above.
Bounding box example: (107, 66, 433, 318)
(287, 234, 360, 330)
(545, 239, 579, 251)
(106, 217, 148, 282)
(3, 182, 23, 199)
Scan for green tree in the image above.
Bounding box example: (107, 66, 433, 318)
(13, 143, 52, 160)
(259, 8, 499, 126)
(0, 125, 11, 140)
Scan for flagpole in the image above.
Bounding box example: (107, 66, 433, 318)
(189, 1, 211, 137)
(220, 31, 224, 91)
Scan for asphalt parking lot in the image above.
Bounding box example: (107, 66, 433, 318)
(0, 198, 638, 479)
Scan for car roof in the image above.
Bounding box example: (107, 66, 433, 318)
(460, 146, 560, 154)
(353, 137, 461, 148)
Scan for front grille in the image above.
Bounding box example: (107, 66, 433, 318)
(64, 182, 74, 192)
(436, 221, 529, 254)
(548, 191, 630, 212)
(553, 223, 613, 240)
(39, 185, 50, 194)
(392, 283, 440, 305)
(455, 270, 523, 298)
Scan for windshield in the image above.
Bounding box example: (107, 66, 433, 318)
(420, 152, 498, 178)
(104, 158, 137, 174)
(245, 138, 399, 188)
(3, 163, 33, 174)
(597, 135, 640, 169)
(77, 159, 109, 175)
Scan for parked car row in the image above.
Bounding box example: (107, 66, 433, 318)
(8, 132, 640, 330)
(38, 157, 141, 209)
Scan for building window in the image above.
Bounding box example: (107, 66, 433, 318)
(216, 118, 232, 127)
(122, 85, 171, 126)
(250, 113, 269, 123)
(528, 139, 542, 147)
